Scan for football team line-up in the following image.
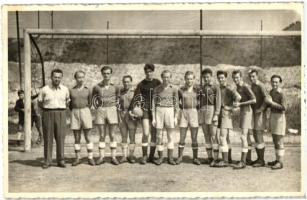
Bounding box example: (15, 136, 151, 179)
(16, 63, 287, 170)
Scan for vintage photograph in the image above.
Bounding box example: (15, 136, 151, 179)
(2, 3, 304, 198)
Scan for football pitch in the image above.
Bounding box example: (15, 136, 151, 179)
(8, 133, 301, 193)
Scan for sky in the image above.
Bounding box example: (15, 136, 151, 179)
(7, 10, 301, 38)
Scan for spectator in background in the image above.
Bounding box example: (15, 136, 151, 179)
(14, 89, 43, 145)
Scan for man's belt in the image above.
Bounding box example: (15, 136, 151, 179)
(43, 108, 66, 111)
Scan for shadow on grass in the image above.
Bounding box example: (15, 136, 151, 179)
(9, 157, 45, 168)
(9, 157, 90, 168)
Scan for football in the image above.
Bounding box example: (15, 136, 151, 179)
(132, 106, 144, 118)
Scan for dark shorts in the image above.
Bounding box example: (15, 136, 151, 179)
(19, 115, 41, 127)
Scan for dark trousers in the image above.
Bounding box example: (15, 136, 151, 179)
(42, 110, 66, 164)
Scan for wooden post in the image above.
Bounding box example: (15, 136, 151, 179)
(16, 11, 22, 88)
(260, 20, 263, 67)
(37, 11, 40, 29)
(51, 11, 53, 38)
(200, 10, 203, 85)
(23, 30, 32, 152)
(106, 21, 109, 64)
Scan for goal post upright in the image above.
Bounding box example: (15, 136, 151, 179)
(24, 29, 32, 152)
(23, 28, 301, 151)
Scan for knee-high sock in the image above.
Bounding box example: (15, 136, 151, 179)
(98, 142, 105, 158)
(178, 143, 185, 158)
(256, 142, 265, 162)
(149, 142, 156, 159)
(213, 144, 219, 160)
(74, 143, 81, 159)
(129, 144, 136, 156)
(122, 143, 128, 157)
(141, 143, 148, 157)
(86, 143, 94, 159)
(277, 148, 285, 163)
(205, 143, 213, 158)
(110, 142, 117, 158)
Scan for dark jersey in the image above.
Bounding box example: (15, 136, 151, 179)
(14, 97, 37, 125)
(129, 78, 161, 111)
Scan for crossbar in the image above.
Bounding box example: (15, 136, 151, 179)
(26, 29, 301, 37)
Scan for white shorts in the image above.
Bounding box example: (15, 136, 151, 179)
(95, 106, 118, 125)
(155, 107, 175, 129)
(70, 107, 92, 130)
(178, 109, 198, 128)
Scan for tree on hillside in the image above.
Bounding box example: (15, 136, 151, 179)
(283, 21, 301, 31)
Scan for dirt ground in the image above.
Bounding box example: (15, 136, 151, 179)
(8, 134, 301, 193)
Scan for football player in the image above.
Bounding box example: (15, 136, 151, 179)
(232, 70, 256, 169)
(128, 64, 161, 164)
(92, 66, 120, 165)
(214, 70, 241, 167)
(118, 75, 138, 163)
(266, 75, 287, 170)
(69, 70, 95, 166)
(199, 68, 221, 167)
(176, 71, 201, 165)
(152, 70, 179, 165)
(249, 69, 269, 167)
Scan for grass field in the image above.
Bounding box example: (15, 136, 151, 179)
(8, 139, 301, 193)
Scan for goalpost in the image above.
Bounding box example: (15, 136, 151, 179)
(23, 28, 301, 151)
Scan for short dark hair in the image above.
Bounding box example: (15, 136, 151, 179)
(161, 70, 172, 78)
(101, 66, 113, 74)
(122, 75, 133, 82)
(217, 70, 227, 78)
(51, 68, 63, 77)
(184, 71, 195, 79)
(144, 63, 155, 72)
(201, 68, 213, 76)
(17, 89, 24, 96)
(248, 69, 258, 76)
(271, 74, 282, 83)
(74, 70, 85, 79)
(232, 70, 242, 77)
